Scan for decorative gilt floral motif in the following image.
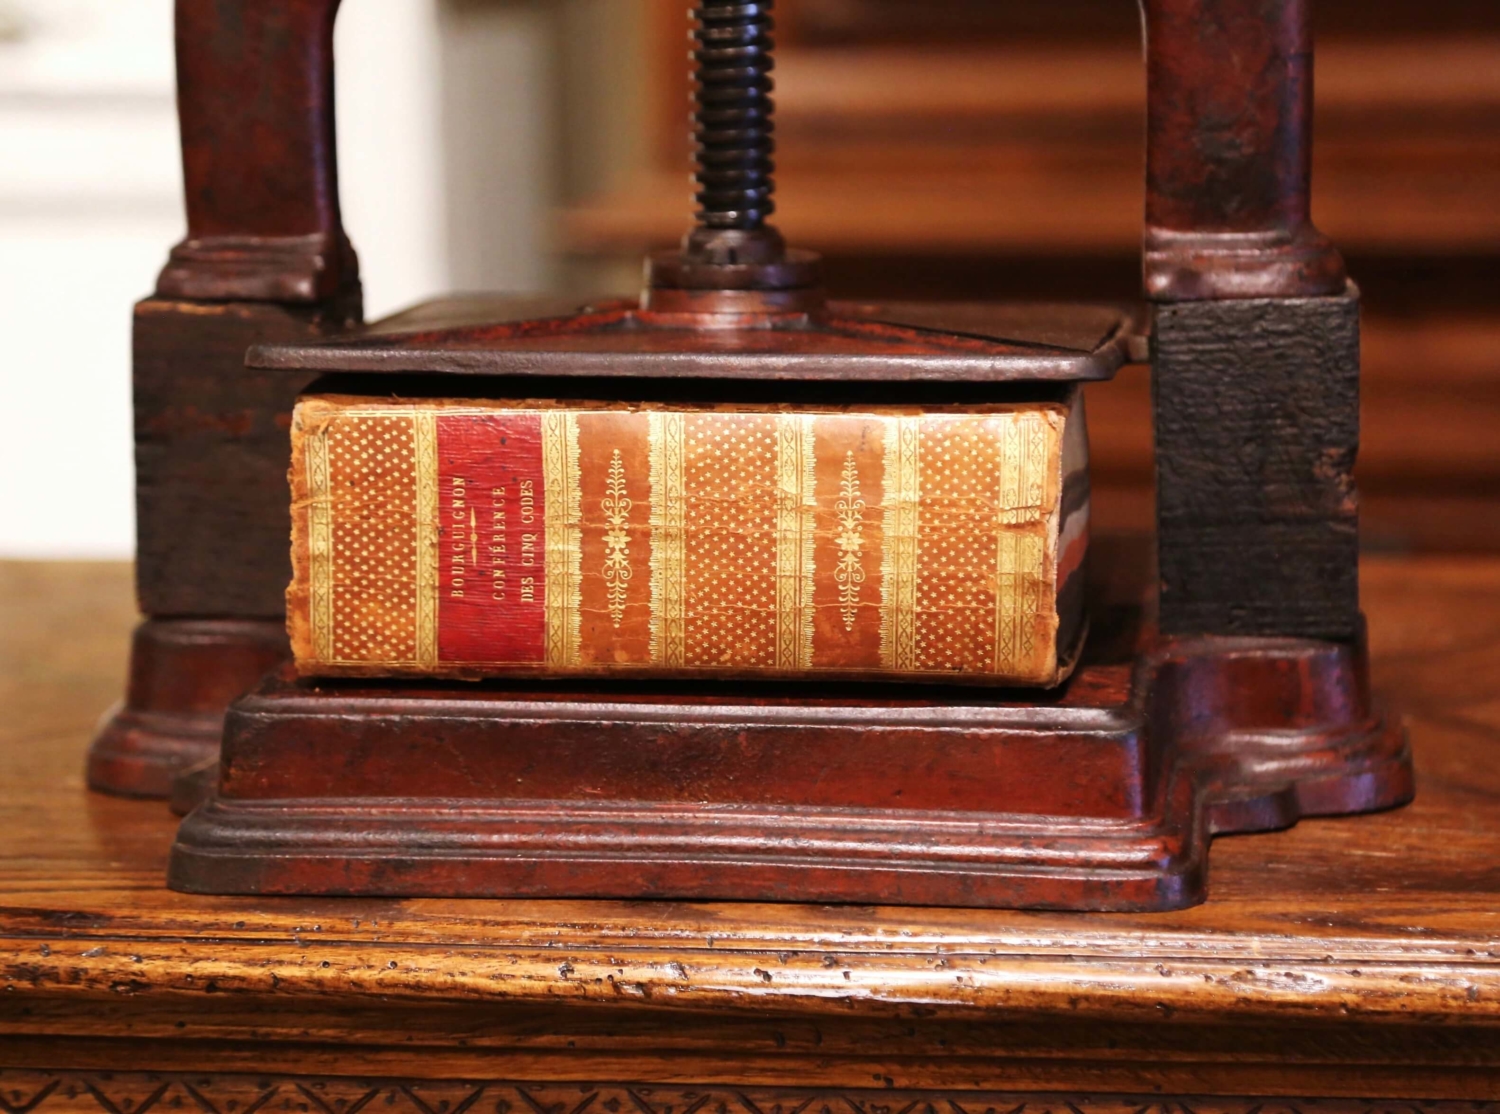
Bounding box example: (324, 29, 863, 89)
(601, 449, 632, 628)
(835, 450, 866, 631)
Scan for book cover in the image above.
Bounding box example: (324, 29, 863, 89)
(288, 392, 1088, 685)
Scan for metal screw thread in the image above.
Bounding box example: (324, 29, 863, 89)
(692, 1, 775, 231)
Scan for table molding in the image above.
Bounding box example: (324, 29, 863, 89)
(3, 1073, 1498, 1114)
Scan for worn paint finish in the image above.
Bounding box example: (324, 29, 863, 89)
(1142, 0, 1347, 300)
(158, 0, 355, 302)
(167, 564, 1411, 909)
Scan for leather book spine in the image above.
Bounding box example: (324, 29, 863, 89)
(287, 392, 1089, 686)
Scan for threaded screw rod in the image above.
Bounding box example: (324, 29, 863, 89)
(692, 0, 775, 232)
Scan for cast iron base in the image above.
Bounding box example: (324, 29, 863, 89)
(89, 618, 287, 798)
(168, 605, 1411, 909)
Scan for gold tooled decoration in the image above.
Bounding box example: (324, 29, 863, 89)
(774, 414, 816, 669)
(413, 410, 440, 667)
(834, 450, 866, 632)
(305, 419, 334, 664)
(993, 413, 1048, 674)
(879, 416, 921, 671)
(541, 411, 582, 668)
(601, 448, 633, 629)
(648, 412, 686, 665)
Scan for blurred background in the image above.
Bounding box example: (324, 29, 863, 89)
(2, 0, 1496, 557)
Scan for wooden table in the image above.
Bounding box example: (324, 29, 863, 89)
(4, 556, 1500, 1109)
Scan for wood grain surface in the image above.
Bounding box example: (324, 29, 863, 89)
(4, 558, 1500, 1096)
(1152, 292, 1360, 640)
(133, 299, 351, 619)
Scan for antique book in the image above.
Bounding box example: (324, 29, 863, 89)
(287, 391, 1089, 685)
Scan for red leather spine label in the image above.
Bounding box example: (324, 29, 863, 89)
(437, 413, 546, 664)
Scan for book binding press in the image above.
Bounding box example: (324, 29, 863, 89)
(97, 0, 1412, 910)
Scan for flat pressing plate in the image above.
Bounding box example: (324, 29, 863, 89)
(247, 295, 1143, 382)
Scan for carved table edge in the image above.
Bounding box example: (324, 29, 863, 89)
(5, 932, 1500, 1026)
(1, 1070, 1496, 1114)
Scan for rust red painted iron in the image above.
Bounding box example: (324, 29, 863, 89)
(246, 295, 1140, 382)
(157, 0, 355, 302)
(129, 0, 1410, 904)
(89, 619, 288, 798)
(167, 584, 1411, 909)
(90, 0, 363, 799)
(1142, 0, 1346, 300)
